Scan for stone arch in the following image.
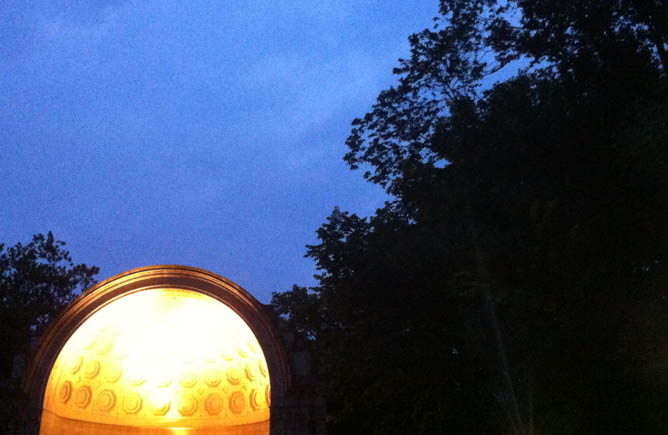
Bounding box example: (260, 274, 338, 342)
(22, 265, 293, 434)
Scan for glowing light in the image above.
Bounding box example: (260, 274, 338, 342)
(41, 288, 270, 433)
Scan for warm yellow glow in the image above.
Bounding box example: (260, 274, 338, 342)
(41, 289, 270, 432)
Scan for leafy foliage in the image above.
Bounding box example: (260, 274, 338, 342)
(0, 232, 98, 377)
(273, 1, 668, 434)
(345, 0, 668, 191)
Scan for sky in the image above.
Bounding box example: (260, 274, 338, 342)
(1, 1, 440, 303)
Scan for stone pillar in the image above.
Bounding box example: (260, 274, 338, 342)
(270, 321, 326, 435)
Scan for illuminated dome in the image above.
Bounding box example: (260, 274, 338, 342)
(41, 288, 270, 433)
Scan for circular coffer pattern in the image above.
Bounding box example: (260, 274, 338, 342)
(43, 289, 271, 428)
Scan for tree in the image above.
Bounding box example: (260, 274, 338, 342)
(0, 232, 99, 377)
(345, 0, 667, 191)
(273, 1, 668, 433)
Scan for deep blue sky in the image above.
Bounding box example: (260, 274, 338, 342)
(1, 1, 439, 302)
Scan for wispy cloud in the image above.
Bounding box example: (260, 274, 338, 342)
(0, 0, 127, 56)
(0, 0, 439, 300)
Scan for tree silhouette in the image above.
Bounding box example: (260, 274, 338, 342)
(0, 232, 98, 378)
(273, 1, 668, 433)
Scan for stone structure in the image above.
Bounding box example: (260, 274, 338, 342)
(14, 265, 324, 435)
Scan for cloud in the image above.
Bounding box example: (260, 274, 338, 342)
(0, 0, 127, 56)
(238, 48, 387, 141)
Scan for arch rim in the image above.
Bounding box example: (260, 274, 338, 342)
(22, 265, 292, 424)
